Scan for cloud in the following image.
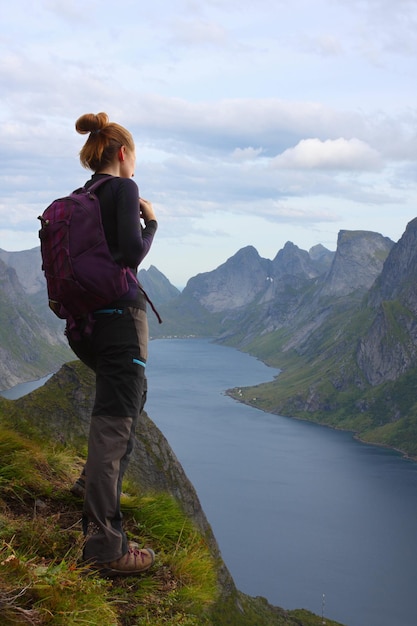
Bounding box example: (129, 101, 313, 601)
(271, 138, 383, 171)
(120, 95, 417, 163)
(125, 95, 363, 158)
(250, 201, 341, 224)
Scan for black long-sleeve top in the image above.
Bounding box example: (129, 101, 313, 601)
(85, 173, 157, 310)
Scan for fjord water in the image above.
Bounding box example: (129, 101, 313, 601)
(0, 374, 53, 398)
(145, 338, 417, 626)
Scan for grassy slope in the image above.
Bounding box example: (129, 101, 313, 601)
(0, 397, 344, 626)
(229, 304, 417, 459)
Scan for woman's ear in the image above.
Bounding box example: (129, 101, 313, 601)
(118, 146, 125, 162)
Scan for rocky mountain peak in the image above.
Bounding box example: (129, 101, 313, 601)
(272, 241, 322, 279)
(182, 245, 271, 313)
(138, 264, 180, 306)
(309, 244, 334, 273)
(0, 247, 44, 295)
(319, 230, 393, 297)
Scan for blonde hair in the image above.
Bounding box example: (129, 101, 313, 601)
(75, 112, 135, 171)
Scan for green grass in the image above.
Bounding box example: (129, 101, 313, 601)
(229, 306, 417, 460)
(0, 421, 218, 625)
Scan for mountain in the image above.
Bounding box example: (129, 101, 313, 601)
(182, 242, 324, 314)
(0, 247, 46, 294)
(0, 257, 71, 390)
(308, 243, 334, 273)
(229, 224, 417, 457)
(138, 264, 180, 307)
(151, 232, 392, 346)
(357, 217, 417, 385)
(276, 230, 394, 353)
(0, 246, 68, 342)
(150, 241, 336, 341)
(317, 230, 393, 297)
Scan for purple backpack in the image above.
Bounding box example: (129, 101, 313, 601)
(38, 177, 133, 320)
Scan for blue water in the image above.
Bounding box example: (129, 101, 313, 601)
(145, 338, 417, 626)
(3, 338, 417, 626)
(0, 374, 53, 398)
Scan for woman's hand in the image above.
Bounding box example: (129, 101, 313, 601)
(139, 198, 157, 224)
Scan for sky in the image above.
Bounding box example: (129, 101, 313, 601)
(1, 0, 417, 287)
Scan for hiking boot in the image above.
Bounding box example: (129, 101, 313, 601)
(99, 542, 155, 577)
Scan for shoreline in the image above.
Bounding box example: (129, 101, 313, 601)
(226, 388, 417, 464)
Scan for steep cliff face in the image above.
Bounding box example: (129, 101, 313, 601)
(278, 230, 394, 354)
(357, 218, 417, 385)
(369, 217, 417, 309)
(0, 247, 45, 295)
(272, 241, 323, 281)
(0, 259, 71, 389)
(318, 230, 393, 297)
(0, 247, 68, 350)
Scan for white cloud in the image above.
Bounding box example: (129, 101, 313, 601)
(254, 201, 341, 224)
(271, 138, 383, 171)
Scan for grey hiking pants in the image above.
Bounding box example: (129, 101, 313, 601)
(68, 306, 148, 564)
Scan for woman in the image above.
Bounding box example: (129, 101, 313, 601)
(68, 112, 157, 576)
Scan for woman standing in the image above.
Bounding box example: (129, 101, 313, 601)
(68, 112, 157, 576)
